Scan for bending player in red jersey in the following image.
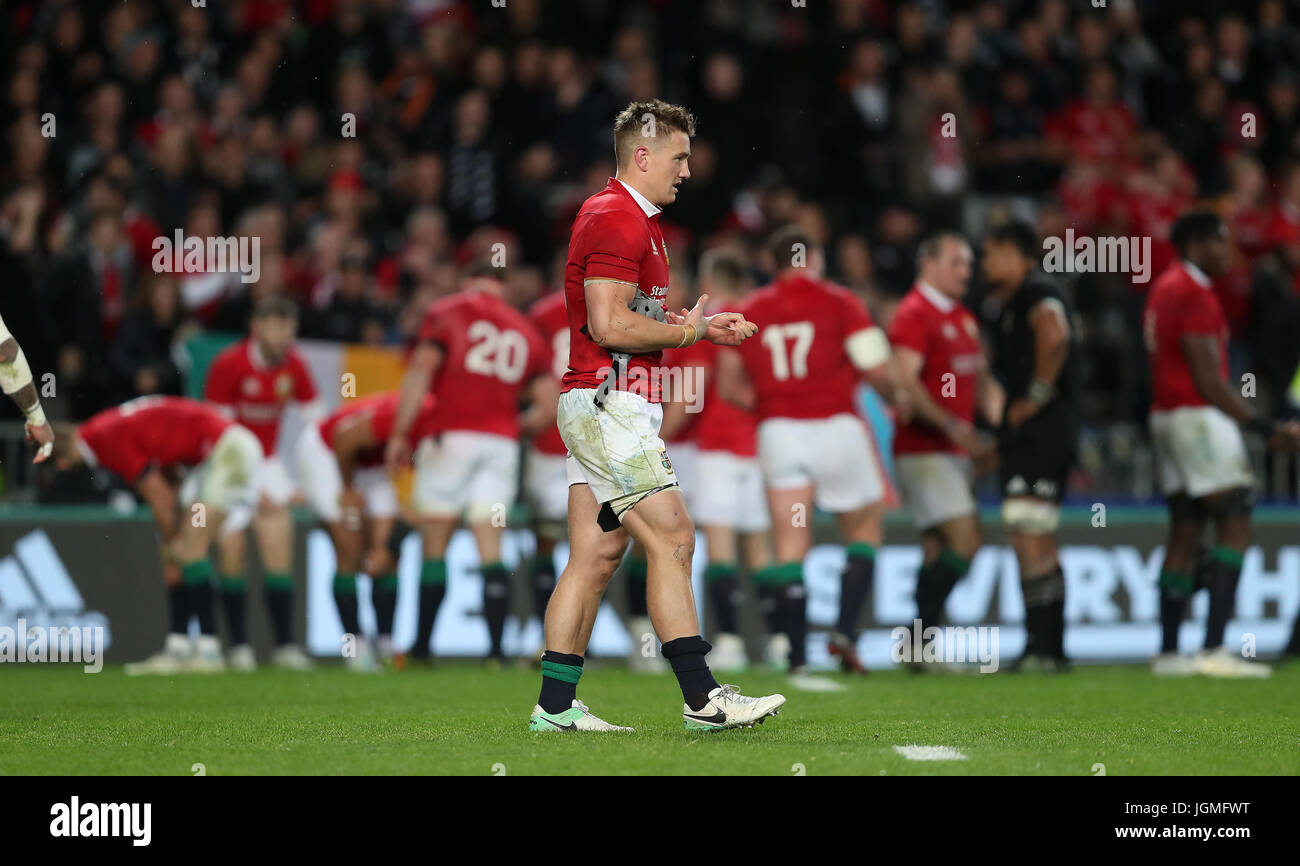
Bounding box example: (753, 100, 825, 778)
(296, 391, 437, 671)
(1143, 210, 1300, 678)
(205, 296, 322, 670)
(889, 233, 1003, 669)
(387, 263, 558, 665)
(718, 225, 910, 681)
(53, 396, 264, 674)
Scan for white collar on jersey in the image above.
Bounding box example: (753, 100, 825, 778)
(615, 177, 662, 218)
(75, 436, 98, 469)
(248, 339, 271, 371)
(917, 280, 956, 313)
(1181, 259, 1212, 289)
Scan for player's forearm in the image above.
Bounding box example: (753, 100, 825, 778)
(0, 337, 48, 427)
(590, 307, 692, 354)
(1195, 375, 1254, 426)
(1029, 336, 1067, 398)
(978, 372, 1006, 426)
(903, 376, 963, 435)
(392, 361, 433, 439)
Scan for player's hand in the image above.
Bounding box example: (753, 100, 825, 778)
(26, 421, 54, 463)
(1266, 420, 1300, 453)
(363, 546, 394, 577)
(384, 436, 411, 473)
(890, 389, 914, 426)
(948, 419, 985, 456)
(1005, 398, 1040, 430)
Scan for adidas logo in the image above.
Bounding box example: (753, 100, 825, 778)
(0, 530, 109, 671)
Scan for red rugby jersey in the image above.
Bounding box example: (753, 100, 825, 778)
(1143, 261, 1228, 411)
(528, 290, 569, 456)
(79, 396, 235, 483)
(318, 392, 438, 468)
(561, 178, 672, 402)
(204, 338, 318, 455)
(734, 274, 876, 421)
(418, 288, 550, 438)
(673, 339, 756, 457)
(888, 283, 984, 455)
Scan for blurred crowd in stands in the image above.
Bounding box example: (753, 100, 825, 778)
(4, 0, 1300, 497)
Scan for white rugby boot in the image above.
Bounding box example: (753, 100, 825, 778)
(1194, 647, 1271, 678)
(710, 633, 748, 673)
(228, 644, 257, 672)
(529, 699, 634, 732)
(683, 684, 786, 732)
(186, 635, 228, 673)
(271, 643, 314, 671)
(1150, 652, 1196, 676)
(125, 633, 192, 676)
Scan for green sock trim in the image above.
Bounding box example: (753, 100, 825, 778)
(938, 548, 972, 576)
(420, 559, 447, 586)
(626, 556, 648, 583)
(481, 562, 509, 578)
(1159, 570, 1195, 596)
(754, 561, 803, 585)
(264, 571, 293, 593)
(374, 573, 398, 592)
(181, 559, 214, 587)
(540, 660, 583, 684)
(846, 542, 876, 560)
(704, 562, 739, 583)
(219, 577, 246, 594)
(1210, 546, 1245, 569)
(333, 573, 357, 595)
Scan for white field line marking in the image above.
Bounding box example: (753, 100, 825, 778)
(893, 745, 968, 761)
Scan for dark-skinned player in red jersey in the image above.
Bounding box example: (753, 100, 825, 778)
(52, 396, 264, 674)
(716, 225, 910, 687)
(528, 100, 781, 733)
(1144, 210, 1300, 677)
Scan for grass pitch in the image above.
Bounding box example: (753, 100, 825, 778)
(2, 662, 1298, 775)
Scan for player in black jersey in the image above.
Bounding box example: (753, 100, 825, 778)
(982, 221, 1081, 673)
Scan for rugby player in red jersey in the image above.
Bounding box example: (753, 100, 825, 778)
(387, 263, 557, 666)
(718, 225, 910, 681)
(889, 234, 1003, 668)
(523, 289, 571, 640)
(205, 296, 322, 671)
(296, 391, 437, 671)
(52, 396, 263, 674)
(523, 100, 779, 734)
(660, 249, 771, 674)
(1144, 210, 1300, 678)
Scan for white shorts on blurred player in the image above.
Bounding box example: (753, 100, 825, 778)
(894, 452, 976, 530)
(295, 423, 398, 524)
(1150, 406, 1254, 498)
(413, 431, 519, 523)
(693, 450, 769, 532)
(757, 412, 884, 512)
